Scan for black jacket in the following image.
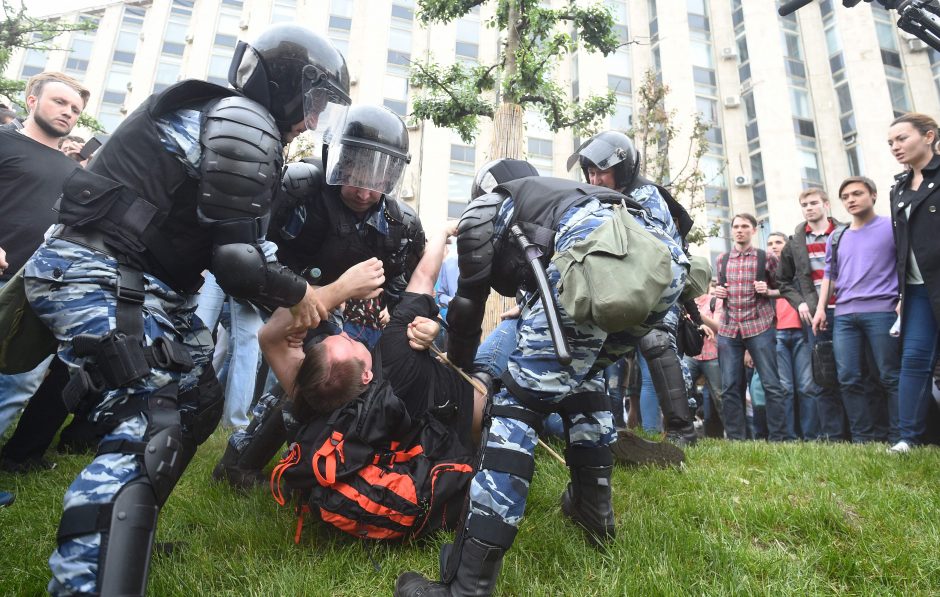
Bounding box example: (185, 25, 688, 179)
(777, 217, 843, 313)
(891, 153, 940, 323)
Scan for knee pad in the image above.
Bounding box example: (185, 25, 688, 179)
(179, 367, 225, 449)
(639, 328, 672, 360)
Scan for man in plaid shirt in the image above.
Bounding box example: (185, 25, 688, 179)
(713, 213, 789, 440)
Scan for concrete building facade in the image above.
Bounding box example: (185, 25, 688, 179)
(7, 0, 939, 260)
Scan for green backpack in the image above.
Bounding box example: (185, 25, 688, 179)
(552, 205, 673, 333)
(0, 269, 58, 374)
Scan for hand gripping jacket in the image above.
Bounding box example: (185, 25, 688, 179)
(57, 79, 307, 308)
(270, 164, 425, 306)
(445, 177, 640, 368)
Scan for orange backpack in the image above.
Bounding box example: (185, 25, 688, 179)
(271, 380, 475, 541)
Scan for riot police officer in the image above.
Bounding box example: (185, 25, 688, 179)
(212, 104, 426, 489)
(395, 160, 688, 596)
(22, 24, 350, 596)
(569, 130, 699, 446)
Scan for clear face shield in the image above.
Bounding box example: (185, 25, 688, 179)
(566, 137, 631, 173)
(301, 65, 350, 144)
(325, 138, 410, 198)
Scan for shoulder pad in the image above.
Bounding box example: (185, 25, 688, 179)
(282, 160, 324, 201)
(455, 191, 505, 287)
(199, 96, 283, 223)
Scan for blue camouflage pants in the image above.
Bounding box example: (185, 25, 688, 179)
(24, 238, 213, 596)
(467, 199, 687, 531)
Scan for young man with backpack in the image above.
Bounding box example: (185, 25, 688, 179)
(713, 213, 790, 440)
(776, 188, 846, 440)
(263, 223, 487, 542)
(812, 177, 900, 443)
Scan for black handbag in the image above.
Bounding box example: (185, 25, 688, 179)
(811, 340, 839, 389)
(677, 316, 705, 357)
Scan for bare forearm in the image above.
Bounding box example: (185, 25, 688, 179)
(406, 228, 451, 296)
(815, 278, 832, 313)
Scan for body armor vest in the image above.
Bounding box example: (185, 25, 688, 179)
(75, 80, 240, 292)
(273, 186, 422, 290)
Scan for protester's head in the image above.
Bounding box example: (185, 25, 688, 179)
(0, 103, 16, 125)
(58, 135, 86, 161)
(838, 176, 877, 219)
(766, 232, 787, 258)
(888, 112, 938, 169)
(797, 188, 829, 225)
(290, 333, 373, 421)
(731, 213, 758, 247)
(23, 72, 89, 140)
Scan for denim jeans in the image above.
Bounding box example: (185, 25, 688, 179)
(776, 328, 822, 439)
(474, 317, 518, 379)
(0, 279, 54, 437)
(832, 311, 900, 443)
(805, 308, 847, 440)
(195, 272, 264, 429)
(636, 354, 662, 433)
(897, 284, 940, 444)
(718, 328, 791, 441)
(685, 356, 723, 436)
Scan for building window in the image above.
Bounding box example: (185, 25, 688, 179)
(448, 143, 476, 217)
(873, 6, 913, 116)
(207, 4, 242, 86)
(528, 137, 553, 175)
(329, 0, 353, 56)
(270, 0, 297, 23)
(384, 73, 409, 117)
(455, 16, 479, 65)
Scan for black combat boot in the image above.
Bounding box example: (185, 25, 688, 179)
(211, 442, 268, 489)
(611, 428, 685, 467)
(395, 536, 506, 597)
(560, 464, 615, 546)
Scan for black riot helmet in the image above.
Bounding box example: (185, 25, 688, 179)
(229, 23, 351, 137)
(470, 158, 540, 200)
(324, 105, 411, 197)
(566, 131, 640, 191)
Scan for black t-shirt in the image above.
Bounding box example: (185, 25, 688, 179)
(379, 292, 475, 443)
(0, 129, 80, 281)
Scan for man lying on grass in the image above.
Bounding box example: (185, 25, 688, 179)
(261, 223, 490, 540)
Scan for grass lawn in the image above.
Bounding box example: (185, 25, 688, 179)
(2, 432, 938, 596)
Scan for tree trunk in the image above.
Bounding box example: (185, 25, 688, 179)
(489, 0, 524, 160)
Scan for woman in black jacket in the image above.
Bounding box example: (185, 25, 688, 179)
(888, 112, 940, 452)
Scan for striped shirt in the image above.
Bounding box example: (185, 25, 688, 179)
(805, 220, 836, 305)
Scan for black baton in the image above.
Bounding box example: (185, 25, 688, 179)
(510, 225, 572, 366)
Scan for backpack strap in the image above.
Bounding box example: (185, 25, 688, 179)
(829, 225, 849, 280)
(718, 252, 730, 287)
(755, 249, 766, 283)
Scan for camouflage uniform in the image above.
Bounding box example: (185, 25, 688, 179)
(24, 238, 213, 595)
(468, 196, 687, 528)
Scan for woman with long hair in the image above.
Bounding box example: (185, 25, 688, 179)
(887, 112, 940, 452)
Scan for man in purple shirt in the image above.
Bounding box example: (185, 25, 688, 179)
(812, 176, 900, 443)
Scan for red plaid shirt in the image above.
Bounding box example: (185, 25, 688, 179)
(718, 246, 778, 338)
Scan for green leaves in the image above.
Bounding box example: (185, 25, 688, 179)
(409, 0, 620, 146)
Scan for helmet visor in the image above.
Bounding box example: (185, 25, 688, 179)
(566, 137, 628, 172)
(325, 141, 408, 197)
(302, 65, 351, 143)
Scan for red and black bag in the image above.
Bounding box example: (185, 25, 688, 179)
(271, 380, 475, 542)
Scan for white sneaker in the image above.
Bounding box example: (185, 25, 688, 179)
(888, 441, 911, 454)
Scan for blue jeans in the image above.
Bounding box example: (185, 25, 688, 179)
(195, 272, 264, 429)
(718, 328, 791, 440)
(776, 328, 821, 439)
(636, 354, 662, 432)
(0, 279, 53, 437)
(832, 311, 900, 443)
(897, 284, 940, 444)
(806, 308, 847, 440)
(685, 356, 722, 435)
(474, 317, 518, 378)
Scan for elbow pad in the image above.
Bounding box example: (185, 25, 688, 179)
(445, 293, 488, 369)
(211, 243, 307, 310)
